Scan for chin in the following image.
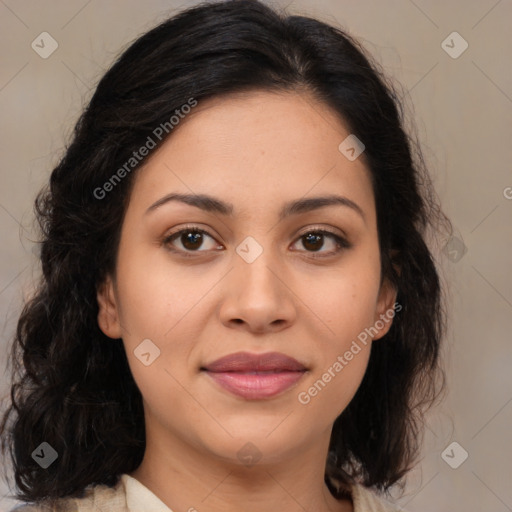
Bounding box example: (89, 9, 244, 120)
(194, 420, 314, 466)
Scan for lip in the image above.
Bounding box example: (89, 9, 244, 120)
(201, 351, 307, 400)
(203, 351, 307, 373)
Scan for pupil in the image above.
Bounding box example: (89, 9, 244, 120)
(183, 231, 202, 250)
(304, 233, 322, 251)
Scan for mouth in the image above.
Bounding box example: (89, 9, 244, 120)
(200, 351, 308, 400)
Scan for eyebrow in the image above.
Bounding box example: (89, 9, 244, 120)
(145, 192, 366, 222)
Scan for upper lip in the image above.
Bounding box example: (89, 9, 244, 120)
(202, 351, 307, 372)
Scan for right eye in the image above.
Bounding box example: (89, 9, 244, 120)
(162, 225, 224, 256)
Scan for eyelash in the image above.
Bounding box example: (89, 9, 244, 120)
(162, 224, 352, 259)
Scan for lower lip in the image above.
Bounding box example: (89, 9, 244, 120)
(204, 371, 306, 399)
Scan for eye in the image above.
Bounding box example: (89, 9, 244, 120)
(291, 229, 351, 258)
(163, 225, 222, 256)
(162, 225, 351, 258)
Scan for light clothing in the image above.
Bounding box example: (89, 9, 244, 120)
(10, 473, 405, 511)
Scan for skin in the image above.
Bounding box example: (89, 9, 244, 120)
(97, 89, 397, 512)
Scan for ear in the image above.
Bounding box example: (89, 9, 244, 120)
(97, 274, 123, 339)
(372, 276, 399, 341)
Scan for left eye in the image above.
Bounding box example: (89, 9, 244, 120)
(163, 226, 350, 257)
(291, 230, 350, 255)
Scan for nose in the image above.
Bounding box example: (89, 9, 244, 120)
(219, 250, 297, 335)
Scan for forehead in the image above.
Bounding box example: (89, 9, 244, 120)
(127, 89, 375, 224)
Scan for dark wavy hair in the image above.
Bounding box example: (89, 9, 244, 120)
(0, 0, 451, 504)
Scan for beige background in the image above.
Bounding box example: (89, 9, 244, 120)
(0, 1, 511, 511)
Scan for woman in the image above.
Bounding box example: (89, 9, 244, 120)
(0, 1, 450, 511)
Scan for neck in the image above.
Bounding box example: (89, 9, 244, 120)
(129, 428, 353, 512)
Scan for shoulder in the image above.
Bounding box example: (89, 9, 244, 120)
(328, 472, 406, 512)
(351, 483, 406, 512)
(8, 477, 129, 512)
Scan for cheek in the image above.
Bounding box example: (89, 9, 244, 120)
(312, 262, 382, 339)
(298, 337, 371, 422)
(296, 259, 380, 416)
(113, 256, 200, 392)
(114, 248, 203, 341)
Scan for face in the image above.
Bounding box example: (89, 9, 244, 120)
(97, 90, 396, 466)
